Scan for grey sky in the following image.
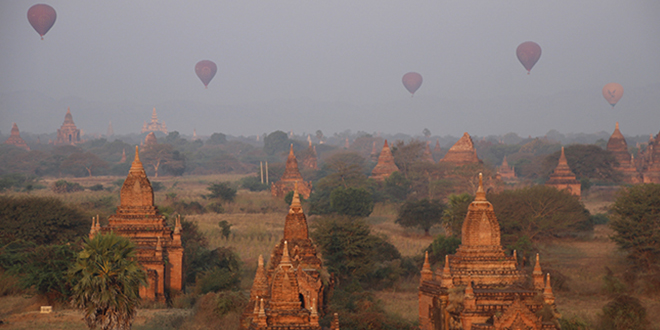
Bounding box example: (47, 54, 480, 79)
(1, 0, 659, 137)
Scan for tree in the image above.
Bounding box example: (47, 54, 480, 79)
(60, 152, 108, 177)
(599, 295, 649, 330)
(330, 187, 374, 217)
(0, 196, 89, 245)
(442, 193, 472, 237)
(543, 144, 621, 182)
(422, 128, 431, 138)
(488, 186, 591, 247)
(317, 152, 369, 191)
(609, 184, 660, 278)
(396, 199, 444, 236)
(141, 144, 176, 178)
(263, 131, 291, 156)
(69, 233, 147, 330)
(206, 132, 227, 145)
(315, 130, 324, 142)
(0, 240, 78, 302)
(425, 235, 461, 265)
(311, 216, 404, 288)
(391, 139, 426, 178)
(207, 182, 237, 203)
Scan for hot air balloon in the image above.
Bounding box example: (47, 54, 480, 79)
(402, 72, 423, 96)
(195, 60, 217, 88)
(516, 41, 542, 74)
(602, 83, 624, 107)
(27, 4, 56, 40)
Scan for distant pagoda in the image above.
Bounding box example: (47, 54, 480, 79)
(606, 122, 641, 184)
(439, 132, 480, 166)
(141, 108, 168, 134)
(640, 130, 660, 183)
(545, 147, 581, 197)
(54, 107, 82, 146)
(4, 123, 30, 151)
(370, 140, 399, 181)
(271, 145, 312, 199)
(496, 155, 516, 181)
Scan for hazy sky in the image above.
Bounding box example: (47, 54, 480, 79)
(1, 1, 659, 137)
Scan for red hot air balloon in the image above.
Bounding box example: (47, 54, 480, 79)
(402, 72, 423, 96)
(27, 4, 56, 40)
(602, 83, 624, 107)
(516, 41, 542, 74)
(195, 60, 217, 88)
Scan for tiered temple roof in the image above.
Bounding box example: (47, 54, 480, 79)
(606, 122, 642, 184)
(418, 174, 558, 330)
(301, 141, 318, 170)
(241, 187, 330, 330)
(370, 140, 399, 181)
(141, 108, 168, 134)
(545, 147, 581, 197)
(4, 123, 30, 151)
(496, 156, 516, 181)
(54, 107, 82, 146)
(271, 145, 312, 198)
(640, 130, 660, 183)
(90, 147, 183, 301)
(439, 132, 480, 166)
(144, 132, 157, 146)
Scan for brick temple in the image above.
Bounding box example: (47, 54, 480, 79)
(439, 133, 480, 166)
(141, 108, 168, 134)
(241, 186, 332, 329)
(545, 147, 580, 197)
(54, 107, 82, 146)
(370, 140, 399, 180)
(89, 147, 184, 301)
(495, 156, 516, 181)
(419, 173, 559, 330)
(4, 123, 30, 151)
(606, 122, 641, 184)
(271, 145, 312, 199)
(639, 131, 660, 183)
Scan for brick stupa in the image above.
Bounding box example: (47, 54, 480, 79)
(54, 107, 82, 146)
(496, 156, 516, 181)
(370, 140, 399, 181)
(301, 141, 318, 170)
(271, 145, 312, 199)
(90, 147, 183, 302)
(641, 131, 660, 183)
(606, 122, 641, 184)
(141, 108, 168, 134)
(419, 173, 558, 330)
(439, 132, 480, 166)
(241, 187, 330, 330)
(4, 123, 30, 151)
(545, 147, 581, 197)
(143, 132, 157, 146)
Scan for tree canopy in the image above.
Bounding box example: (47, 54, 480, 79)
(488, 185, 591, 248)
(609, 184, 660, 284)
(395, 199, 444, 236)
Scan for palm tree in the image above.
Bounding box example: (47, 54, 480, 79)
(69, 233, 147, 330)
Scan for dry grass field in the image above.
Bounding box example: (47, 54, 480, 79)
(1, 177, 659, 329)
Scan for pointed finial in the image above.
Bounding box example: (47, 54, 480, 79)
(290, 182, 302, 210)
(615, 122, 619, 130)
(534, 253, 542, 274)
(280, 241, 292, 265)
(67, 107, 71, 114)
(465, 275, 474, 297)
(95, 215, 101, 230)
(475, 173, 486, 201)
(258, 298, 266, 317)
(135, 145, 140, 162)
(383, 139, 389, 148)
(253, 296, 259, 314)
(258, 254, 264, 267)
(559, 146, 568, 165)
(513, 250, 517, 261)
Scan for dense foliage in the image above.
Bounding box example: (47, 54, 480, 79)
(0, 240, 78, 302)
(425, 235, 461, 266)
(599, 294, 649, 330)
(609, 184, 660, 291)
(0, 196, 89, 245)
(396, 198, 444, 235)
(311, 216, 414, 289)
(207, 182, 237, 202)
(330, 187, 374, 217)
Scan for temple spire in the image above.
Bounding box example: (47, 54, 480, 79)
(280, 241, 292, 266)
(421, 251, 433, 282)
(533, 253, 544, 289)
(475, 173, 486, 201)
(130, 146, 145, 173)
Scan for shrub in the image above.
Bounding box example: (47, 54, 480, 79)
(207, 182, 237, 202)
(426, 235, 461, 265)
(396, 199, 444, 236)
(206, 202, 225, 214)
(591, 213, 610, 225)
(599, 295, 649, 330)
(88, 184, 104, 191)
(52, 180, 83, 193)
(0, 196, 89, 245)
(240, 176, 269, 192)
